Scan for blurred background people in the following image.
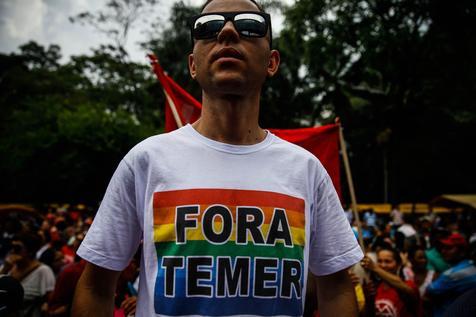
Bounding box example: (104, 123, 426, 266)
(0, 275, 24, 317)
(403, 245, 435, 316)
(426, 233, 476, 317)
(0, 232, 55, 317)
(361, 245, 420, 317)
(47, 232, 86, 317)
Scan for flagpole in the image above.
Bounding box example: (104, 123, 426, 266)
(163, 89, 183, 128)
(148, 54, 184, 129)
(336, 118, 365, 251)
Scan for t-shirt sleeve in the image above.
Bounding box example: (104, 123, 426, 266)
(308, 172, 363, 276)
(77, 159, 142, 271)
(39, 265, 56, 295)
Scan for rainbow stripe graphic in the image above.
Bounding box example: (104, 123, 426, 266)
(153, 189, 306, 316)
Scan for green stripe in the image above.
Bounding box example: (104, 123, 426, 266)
(155, 240, 304, 260)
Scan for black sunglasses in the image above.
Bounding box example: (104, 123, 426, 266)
(190, 11, 272, 48)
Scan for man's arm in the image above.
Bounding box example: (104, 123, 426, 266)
(315, 268, 358, 317)
(71, 262, 121, 317)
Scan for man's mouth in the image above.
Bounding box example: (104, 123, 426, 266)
(212, 47, 244, 62)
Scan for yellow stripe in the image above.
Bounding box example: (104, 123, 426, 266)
(153, 223, 305, 246)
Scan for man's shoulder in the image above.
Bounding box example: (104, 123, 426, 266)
(446, 260, 476, 277)
(270, 133, 321, 162)
(27, 263, 55, 282)
(61, 260, 86, 275)
(37, 263, 54, 274)
(124, 128, 188, 161)
(135, 128, 185, 150)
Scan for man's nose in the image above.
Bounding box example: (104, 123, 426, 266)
(217, 20, 240, 44)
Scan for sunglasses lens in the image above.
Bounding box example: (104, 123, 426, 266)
(193, 14, 225, 39)
(192, 13, 268, 40)
(235, 13, 267, 37)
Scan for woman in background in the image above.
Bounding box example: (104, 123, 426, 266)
(1, 232, 55, 317)
(361, 245, 420, 317)
(404, 245, 435, 316)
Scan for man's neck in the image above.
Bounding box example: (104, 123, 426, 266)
(192, 91, 266, 145)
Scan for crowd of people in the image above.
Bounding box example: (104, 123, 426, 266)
(0, 205, 139, 317)
(1, 204, 475, 317)
(344, 207, 476, 317)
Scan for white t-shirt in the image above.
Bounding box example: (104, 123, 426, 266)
(78, 124, 362, 317)
(21, 264, 55, 317)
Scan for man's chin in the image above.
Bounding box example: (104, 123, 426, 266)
(211, 77, 247, 95)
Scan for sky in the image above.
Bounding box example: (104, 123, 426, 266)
(0, 0, 293, 64)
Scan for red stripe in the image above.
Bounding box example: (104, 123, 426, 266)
(153, 189, 305, 213)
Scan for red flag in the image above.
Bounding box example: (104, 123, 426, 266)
(149, 54, 202, 132)
(269, 126, 341, 197)
(148, 55, 341, 196)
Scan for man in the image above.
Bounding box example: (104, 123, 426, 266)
(427, 233, 476, 317)
(72, 0, 363, 316)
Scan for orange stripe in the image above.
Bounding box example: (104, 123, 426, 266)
(153, 205, 305, 228)
(153, 189, 305, 212)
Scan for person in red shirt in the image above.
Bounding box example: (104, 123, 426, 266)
(47, 233, 86, 316)
(361, 246, 420, 317)
(48, 259, 86, 316)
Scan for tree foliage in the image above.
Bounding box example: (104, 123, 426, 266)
(141, 1, 201, 97)
(280, 0, 476, 202)
(1, 0, 475, 204)
(70, 0, 160, 61)
(0, 42, 160, 203)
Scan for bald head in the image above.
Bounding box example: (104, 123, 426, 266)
(200, 0, 265, 13)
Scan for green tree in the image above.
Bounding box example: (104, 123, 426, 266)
(141, 1, 201, 98)
(70, 0, 160, 61)
(281, 0, 476, 202)
(2, 0, 475, 205)
(0, 42, 159, 203)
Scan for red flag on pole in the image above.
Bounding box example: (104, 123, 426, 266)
(269, 126, 341, 197)
(148, 54, 341, 197)
(149, 54, 202, 132)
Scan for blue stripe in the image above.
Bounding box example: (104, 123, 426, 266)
(154, 295, 303, 316)
(154, 256, 303, 316)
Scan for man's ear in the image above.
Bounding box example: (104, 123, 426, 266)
(266, 49, 280, 78)
(188, 53, 197, 79)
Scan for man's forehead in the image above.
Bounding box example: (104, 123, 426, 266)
(202, 0, 261, 13)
